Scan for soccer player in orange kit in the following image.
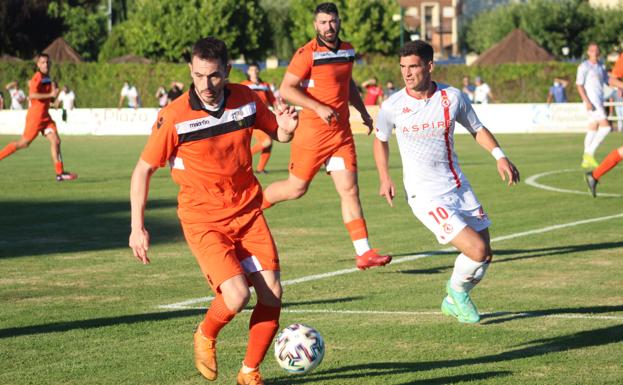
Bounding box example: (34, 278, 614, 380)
(129, 37, 298, 385)
(0, 53, 77, 181)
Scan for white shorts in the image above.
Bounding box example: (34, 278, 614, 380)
(408, 183, 491, 244)
(588, 105, 607, 123)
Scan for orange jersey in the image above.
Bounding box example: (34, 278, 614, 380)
(27, 71, 53, 120)
(240, 80, 276, 107)
(287, 38, 355, 132)
(140, 83, 278, 223)
(612, 53, 623, 79)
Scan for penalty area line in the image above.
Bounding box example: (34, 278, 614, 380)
(158, 212, 623, 310)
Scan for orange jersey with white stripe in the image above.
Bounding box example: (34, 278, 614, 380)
(287, 38, 355, 132)
(240, 80, 276, 107)
(140, 83, 278, 223)
(28, 71, 53, 119)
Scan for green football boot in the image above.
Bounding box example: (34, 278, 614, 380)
(581, 153, 599, 169)
(441, 296, 459, 319)
(446, 280, 480, 323)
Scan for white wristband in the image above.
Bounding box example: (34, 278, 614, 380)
(491, 147, 506, 160)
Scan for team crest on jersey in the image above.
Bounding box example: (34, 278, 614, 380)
(441, 98, 451, 108)
(232, 110, 244, 126)
(157, 116, 164, 129)
(443, 223, 453, 234)
(402, 106, 412, 114)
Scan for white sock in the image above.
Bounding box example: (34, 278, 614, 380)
(584, 130, 597, 154)
(587, 126, 611, 155)
(353, 238, 371, 256)
(241, 363, 257, 374)
(449, 253, 487, 293)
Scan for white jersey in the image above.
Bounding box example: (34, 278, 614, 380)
(576, 60, 608, 105)
(376, 82, 484, 198)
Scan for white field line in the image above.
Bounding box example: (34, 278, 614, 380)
(525, 168, 622, 197)
(158, 212, 623, 310)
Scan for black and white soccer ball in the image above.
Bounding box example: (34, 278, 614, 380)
(274, 323, 325, 373)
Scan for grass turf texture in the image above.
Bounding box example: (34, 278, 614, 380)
(0, 133, 622, 385)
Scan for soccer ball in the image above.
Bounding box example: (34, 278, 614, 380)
(274, 323, 325, 373)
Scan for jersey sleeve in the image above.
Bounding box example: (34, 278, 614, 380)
(253, 91, 278, 137)
(456, 92, 483, 134)
(576, 63, 587, 86)
(286, 45, 312, 80)
(29, 74, 40, 94)
(375, 101, 394, 142)
(140, 109, 179, 168)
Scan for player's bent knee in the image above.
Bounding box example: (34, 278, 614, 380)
(221, 286, 251, 313)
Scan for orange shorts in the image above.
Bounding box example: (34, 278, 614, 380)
(289, 128, 357, 181)
(181, 208, 280, 293)
(252, 129, 272, 146)
(23, 115, 57, 142)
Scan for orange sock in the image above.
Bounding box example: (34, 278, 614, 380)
(55, 161, 64, 175)
(345, 218, 368, 241)
(200, 294, 236, 339)
(243, 302, 280, 369)
(256, 150, 271, 171)
(0, 142, 17, 161)
(250, 143, 264, 155)
(261, 197, 273, 210)
(593, 149, 623, 180)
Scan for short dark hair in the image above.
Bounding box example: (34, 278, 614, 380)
(315, 2, 339, 17)
(399, 40, 434, 63)
(37, 52, 50, 60)
(191, 37, 228, 67)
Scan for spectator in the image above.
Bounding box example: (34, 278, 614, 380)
(384, 80, 397, 99)
(0, 91, 3, 109)
(546, 77, 568, 103)
(167, 81, 184, 104)
(118, 81, 140, 109)
(361, 77, 384, 106)
(473, 76, 494, 104)
(461, 76, 475, 102)
(55, 85, 76, 122)
(155, 85, 168, 108)
(6, 81, 26, 110)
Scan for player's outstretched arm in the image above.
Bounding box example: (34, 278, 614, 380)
(129, 159, 157, 264)
(373, 138, 396, 206)
(474, 127, 520, 186)
(349, 80, 374, 135)
(275, 103, 298, 143)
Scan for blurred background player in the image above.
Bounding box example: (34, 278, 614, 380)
(241, 63, 277, 173)
(6, 80, 26, 110)
(576, 42, 611, 169)
(55, 84, 76, 122)
(546, 77, 568, 104)
(0, 53, 77, 182)
(361, 77, 384, 106)
(261, 2, 391, 270)
(373, 40, 519, 324)
(585, 146, 623, 197)
(129, 36, 298, 385)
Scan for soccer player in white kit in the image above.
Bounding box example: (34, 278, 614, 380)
(373, 41, 520, 323)
(576, 42, 611, 169)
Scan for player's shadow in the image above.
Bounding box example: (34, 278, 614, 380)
(480, 304, 623, 325)
(394, 241, 623, 275)
(0, 198, 181, 259)
(269, 322, 623, 384)
(0, 296, 361, 339)
(268, 370, 510, 385)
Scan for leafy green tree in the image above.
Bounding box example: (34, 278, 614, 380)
(98, 0, 269, 63)
(341, 0, 400, 56)
(48, 1, 108, 61)
(463, 3, 520, 54)
(261, 0, 294, 60)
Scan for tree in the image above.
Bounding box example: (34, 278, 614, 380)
(261, 0, 294, 60)
(98, 0, 270, 62)
(48, 1, 108, 61)
(340, 0, 400, 56)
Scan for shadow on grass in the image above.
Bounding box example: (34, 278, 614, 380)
(269, 370, 510, 385)
(395, 241, 623, 275)
(0, 198, 181, 259)
(0, 297, 363, 339)
(481, 304, 623, 325)
(269, 322, 623, 384)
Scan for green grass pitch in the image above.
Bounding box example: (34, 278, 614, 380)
(0, 132, 622, 385)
